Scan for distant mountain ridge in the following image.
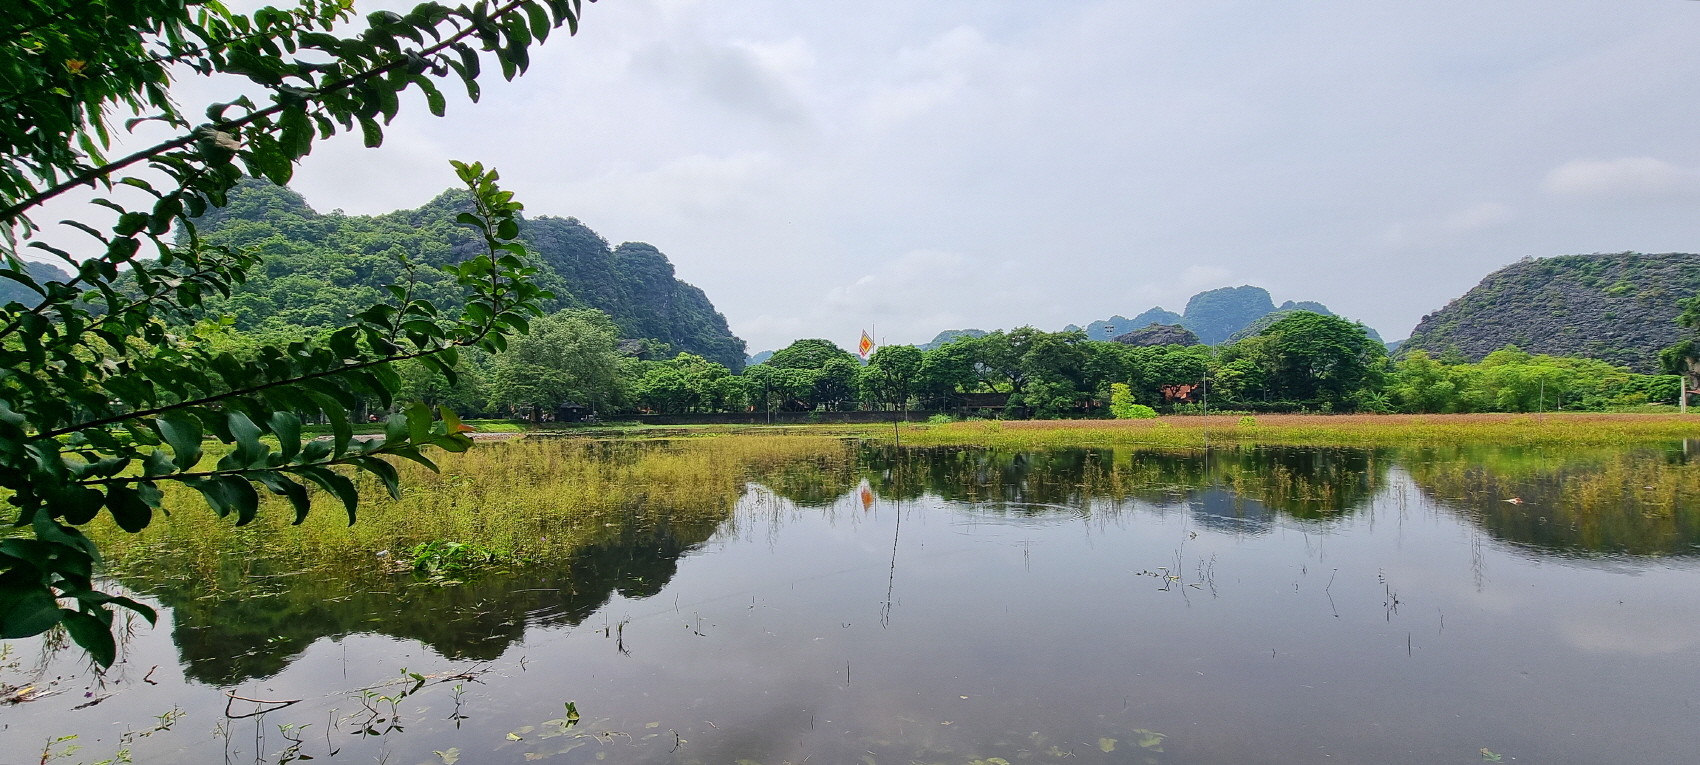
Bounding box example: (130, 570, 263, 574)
(0, 260, 73, 307)
(919, 328, 989, 351)
(1401, 252, 1700, 373)
(192, 180, 746, 370)
(1072, 287, 1383, 347)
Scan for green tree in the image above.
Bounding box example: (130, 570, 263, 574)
(488, 309, 620, 419)
(762, 338, 859, 410)
(1254, 312, 1387, 408)
(741, 363, 816, 414)
(631, 352, 740, 413)
(1014, 330, 1090, 417)
(915, 338, 982, 409)
(976, 328, 1041, 396)
(1384, 351, 1461, 413)
(1121, 344, 1211, 407)
(862, 344, 924, 416)
(1, 0, 587, 663)
(766, 338, 857, 371)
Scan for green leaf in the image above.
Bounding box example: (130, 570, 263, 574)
(270, 411, 303, 462)
(223, 476, 261, 526)
(0, 574, 65, 639)
(384, 413, 409, 447)
(52, 486, 106, 525)
(388, 446, 439, 472)
(416, 76, 446, 117)
(255, 472, 311, 525)
(355, 456, 402, 500)
(60, 609, 117, 668)
(524, 2, 551, 40)
(105, 485, 154, 533)
(405, 401, 433, 443)
(359, 115, 384, 147)
(156, 415, 203, 470)
(228, 411, 269, 467)
(440, 405, 468, 434)
(294, 466, 359, 525)
(306, 393, 352, 457)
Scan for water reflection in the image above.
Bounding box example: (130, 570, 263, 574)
(849, 443, 1700, 556)
(108, 442, 1700, 687)
(129, 519, 717, 686)
(852, 445, 1390, 527)
(9, 438, 1700, 765)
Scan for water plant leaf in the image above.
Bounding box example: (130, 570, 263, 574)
(435, 748, 460, 765)
(1099, 738, 1117, 753)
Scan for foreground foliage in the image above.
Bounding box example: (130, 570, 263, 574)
(1, 0, 589, 663)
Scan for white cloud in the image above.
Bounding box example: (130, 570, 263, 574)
(1443, 202, 1513, 231)
(735, 248, 1046, 351)
(858, 26, 993, 131)
(1543, 157, 1700, 200)
(630, 36, 816, 125)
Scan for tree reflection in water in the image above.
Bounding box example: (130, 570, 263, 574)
(107, 438, 1700, 687)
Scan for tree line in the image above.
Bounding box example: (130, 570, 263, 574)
(203, 308, 1673, 420)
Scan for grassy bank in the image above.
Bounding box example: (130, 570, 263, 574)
(881, 412, 1700, 449)
(92, 435, 852, 584)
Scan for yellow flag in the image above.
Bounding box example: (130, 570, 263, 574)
(858, 330, 874, 359)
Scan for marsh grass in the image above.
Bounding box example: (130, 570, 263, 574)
(91, 435, 854, 584)
(890, 413, 1700, 449)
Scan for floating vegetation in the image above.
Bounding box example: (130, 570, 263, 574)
(405, 539, 528, 581)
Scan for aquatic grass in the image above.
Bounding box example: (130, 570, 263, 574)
(89, 434, 854, 585)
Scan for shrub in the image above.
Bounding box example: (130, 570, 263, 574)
(1109, 383, 1158, 419)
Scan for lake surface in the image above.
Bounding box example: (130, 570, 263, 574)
(4, 442, 1700, 764)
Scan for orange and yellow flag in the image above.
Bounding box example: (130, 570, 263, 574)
(858, 330, 874, 359)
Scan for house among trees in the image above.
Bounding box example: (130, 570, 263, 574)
(1161, 383, 1201, 403)
(554, 401, 591, 422)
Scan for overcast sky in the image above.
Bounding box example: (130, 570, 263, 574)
(49, 1, 1700, 352)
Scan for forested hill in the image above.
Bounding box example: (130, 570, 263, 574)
(191, 180, 746, 370)
(1401, 252, 1700, 373)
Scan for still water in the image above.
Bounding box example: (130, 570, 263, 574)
(4, 443, 1700, 764)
